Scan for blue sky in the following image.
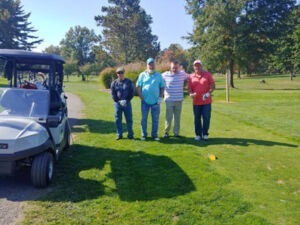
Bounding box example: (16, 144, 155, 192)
(21, 0, 194, 52)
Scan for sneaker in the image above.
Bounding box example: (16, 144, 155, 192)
(164, 132, 169, 138)
(116, 136, 123, 140)
(195, 135, 201, 141)
(203, 135, 209, 141)
(141, 136, 146, 141)
(154, 137, 160, 141)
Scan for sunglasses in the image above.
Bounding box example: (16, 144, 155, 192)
(117, 71, 124, 74)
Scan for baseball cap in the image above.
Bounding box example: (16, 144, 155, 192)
(193, 59, 202, 66)
(116, 67, 125, 73)
(146, 58, 155, 65)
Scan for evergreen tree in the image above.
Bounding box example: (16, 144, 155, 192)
(95, 0, 160, 64)
(0, 0, 42, 50)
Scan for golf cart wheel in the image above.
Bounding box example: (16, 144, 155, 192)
(31, 152, 54, 188)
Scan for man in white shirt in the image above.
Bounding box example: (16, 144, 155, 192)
(162, 60, 189, 138)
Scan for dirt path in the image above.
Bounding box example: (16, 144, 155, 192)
(0, 92, 83, 225)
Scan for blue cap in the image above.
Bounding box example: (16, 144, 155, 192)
(146, 58, 155, 65)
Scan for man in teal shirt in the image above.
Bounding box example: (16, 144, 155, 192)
(136, 58, 165, 141)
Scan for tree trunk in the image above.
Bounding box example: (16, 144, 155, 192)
(290, 71, 294, 81)
(229, 59, 235, 88)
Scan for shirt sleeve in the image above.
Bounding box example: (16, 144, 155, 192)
(208, 73, 215, 85)
(159, 73, 165, 88)
(110, 80, 118, 102)
(127, 79, 134, 101)
(136, 72, 144, 87)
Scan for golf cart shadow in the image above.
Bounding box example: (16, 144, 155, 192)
(45, 145, 195, 203)
(0, 168, 51, 201)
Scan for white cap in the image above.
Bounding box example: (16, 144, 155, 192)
(193, 59, 202, 66)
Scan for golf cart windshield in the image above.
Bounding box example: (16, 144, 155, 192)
(0, 88, 49, 118)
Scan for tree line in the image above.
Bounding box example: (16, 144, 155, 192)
(0, 0, 299, 85)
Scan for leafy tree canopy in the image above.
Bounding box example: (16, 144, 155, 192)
(185, 0, 297, 86)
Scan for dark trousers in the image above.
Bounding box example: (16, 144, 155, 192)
(193, 104, 211, 137)
(114, 101, 133, 138)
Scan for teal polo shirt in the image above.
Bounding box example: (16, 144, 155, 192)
(136, 70, 165, 105)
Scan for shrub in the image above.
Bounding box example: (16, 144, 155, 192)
(125, 71, 139, 83)
(98, 61, 171, 90)
(156, 61, 170, 73)
(99, 67, 116, 89)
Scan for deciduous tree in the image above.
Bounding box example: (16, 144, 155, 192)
(185, 0, 296, 87)
(60, 26, 101, 80)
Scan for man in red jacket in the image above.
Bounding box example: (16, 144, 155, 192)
(188, 60, 215, 141)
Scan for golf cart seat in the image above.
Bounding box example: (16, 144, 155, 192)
(49, 89, 63, 115)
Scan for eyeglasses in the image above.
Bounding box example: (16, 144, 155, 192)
(117, 72, 124, 74)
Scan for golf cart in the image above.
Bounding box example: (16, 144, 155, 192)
(0, 49, 71, 188)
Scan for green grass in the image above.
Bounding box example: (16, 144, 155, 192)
(17, 75, 300, 225)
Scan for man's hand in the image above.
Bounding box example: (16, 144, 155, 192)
(157, 97, 163, 104)
(119, 100, 127, 107)
(202, 92, 210, 101)
(189, 92, 196, 98)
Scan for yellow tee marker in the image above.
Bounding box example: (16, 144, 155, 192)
(208, 154, 217, 161)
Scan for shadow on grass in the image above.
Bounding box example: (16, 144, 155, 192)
(0, 83, 9, 88)
(68, 118, 116, 134)
(160, 136, 298, 148)
(40, 145, 195, 203)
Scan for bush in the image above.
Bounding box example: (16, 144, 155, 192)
(99, 67, 116, 89)
(98, 61, 171, 90)
(125, 71, 139, 83)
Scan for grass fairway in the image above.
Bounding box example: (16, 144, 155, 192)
(20, 75, 299, 225)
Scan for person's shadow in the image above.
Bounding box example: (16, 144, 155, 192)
(36, 145, 196, 203)
(159, 136, 298, 148)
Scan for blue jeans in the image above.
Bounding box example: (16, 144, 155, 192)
(193, 104, 211, 137)
(114, 101, 133, 138)
(141, 100, 160, 138)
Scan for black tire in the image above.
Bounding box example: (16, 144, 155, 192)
(31, 152, 54, 188)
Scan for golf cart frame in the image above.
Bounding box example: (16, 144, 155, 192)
(0, 49, 70, 187)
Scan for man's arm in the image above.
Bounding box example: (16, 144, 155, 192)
(136, 86, 143, 100)
(127, 80, 134, 101)
(209, 82, 215, 94)
(110, 81, 118, 102)
(159, 87, 164, 98)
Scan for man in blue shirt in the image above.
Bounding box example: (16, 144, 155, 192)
(136, 58, 165, 141)
(111, 67, 134, 140)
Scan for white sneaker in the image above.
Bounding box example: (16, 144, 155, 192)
(203, 135, 209, 141)
(195, 136, 201, 141)
(154, 137, 160, 141)
(141, 136, 146, 141)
